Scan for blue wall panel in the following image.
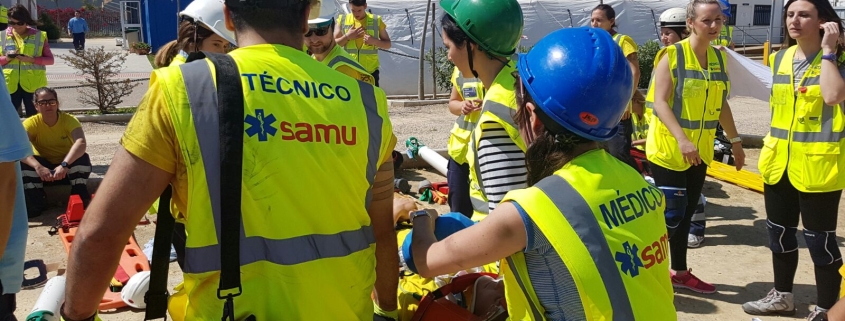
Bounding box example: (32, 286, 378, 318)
(141, 0, 191, 52)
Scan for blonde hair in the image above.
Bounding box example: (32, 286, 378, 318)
(686, 0, 724, 35)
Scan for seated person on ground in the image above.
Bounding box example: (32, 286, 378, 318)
(19, 87, 91, 217)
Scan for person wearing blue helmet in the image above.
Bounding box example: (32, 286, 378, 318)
(408, 27, 676, 321)
(712, 0, 735, 49)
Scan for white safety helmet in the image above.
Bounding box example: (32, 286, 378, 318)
(308, 0, 340, 29)
(121, 271, 151, 309)
(659, 7, 687, 27)
(180, 0, 237, 45)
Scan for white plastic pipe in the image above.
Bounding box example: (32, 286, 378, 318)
(419, 145, 448, 176)
(27, 275, 65, 321)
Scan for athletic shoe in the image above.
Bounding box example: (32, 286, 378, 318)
(807, 307, 829, 321)
(688, 234, 705, 248)
(671, 269, 716, 294)
(742, 288, 796, 316)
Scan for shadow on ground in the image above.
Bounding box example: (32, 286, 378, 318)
(675, 282, 820, 319)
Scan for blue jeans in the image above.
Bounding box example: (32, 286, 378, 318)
(447, 158, 473, 218)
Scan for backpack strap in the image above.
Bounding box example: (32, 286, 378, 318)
(144, 186, 173, 320)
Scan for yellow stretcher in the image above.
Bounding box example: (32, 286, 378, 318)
(706, 161, 764, 193)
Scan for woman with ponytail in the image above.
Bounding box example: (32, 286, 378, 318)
(407, 27, 677, 321)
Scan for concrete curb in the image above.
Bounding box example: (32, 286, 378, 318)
(75, 113, 134, 122)
(388, 99, 450, 108)
(739, 134, 764, 148)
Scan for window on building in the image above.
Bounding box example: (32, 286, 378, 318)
(753, 5, 771, 26)
(729, 4, 737, 25)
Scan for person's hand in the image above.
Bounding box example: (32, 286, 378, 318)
(363, 34, 377, 45)
(821, 22, 841, 54)
(373, 300, 398, 321)
(462, 100, 482, 115)
(393, 198, 416, 224)
(16, 55, 34, 63)
(347, 27, 365, 40)
(731, 143, 746, 171)
(621, 108, 631, 120)
(35, 165, 53, 182)
(52, 165, 67, 180)
(678, 139, 702, 166)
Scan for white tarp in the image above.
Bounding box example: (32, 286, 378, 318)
(357, 0, 690, 95)
(726, 49, 772, 102)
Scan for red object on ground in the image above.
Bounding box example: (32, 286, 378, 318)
(431, 182, 450, 195)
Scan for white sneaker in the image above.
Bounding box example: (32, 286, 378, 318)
(807, 307, 829, 321)
(688, 234, 705, 248)
(742, 288, 796, 316)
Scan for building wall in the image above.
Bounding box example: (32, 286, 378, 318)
(141, 0, 189, 51)
(728, 0, 776, 46)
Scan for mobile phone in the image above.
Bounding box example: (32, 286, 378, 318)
(7, 53, 17, 58)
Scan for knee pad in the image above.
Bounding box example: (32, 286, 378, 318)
(767, 220, 798, 253)
(660, 187, 687, 229)
(803, 229, 842, 266)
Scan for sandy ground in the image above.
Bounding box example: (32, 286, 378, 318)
(13, 98, 845, 321)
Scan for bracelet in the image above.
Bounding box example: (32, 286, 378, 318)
(728, 136, 742, 144)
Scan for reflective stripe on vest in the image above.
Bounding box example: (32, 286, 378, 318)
(770, 50, 845, 143)
(533, 175, 636, 320)
(761, 45, 845, 192)
(341, 13, 380, 71)
(1, 30, 46, 92)
(468, 100, 519, 215)
(177, 61, 381, 274)
(327, 55, 368, 73)
(670, 43, 727, 131)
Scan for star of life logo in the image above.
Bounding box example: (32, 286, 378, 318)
(244, 109, 278, 142)
(614, 233, 669, 278)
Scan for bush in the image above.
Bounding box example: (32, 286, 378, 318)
(37, 13, 61, 40)
(637, 40, 661, 89)
(58, 47, 140, 113)
(423, 47, 455, 92)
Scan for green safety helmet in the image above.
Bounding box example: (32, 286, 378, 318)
(439, 0, 524, 57)
(0, 6, 7, 24)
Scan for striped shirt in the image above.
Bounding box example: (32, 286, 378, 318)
(476, 121, 527, 211)
(514, 201, 585, 321)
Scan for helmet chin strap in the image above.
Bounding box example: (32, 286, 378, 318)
(467, 44, 479, 79)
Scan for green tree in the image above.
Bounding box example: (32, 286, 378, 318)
(37, 13, 61, 40)
(637, 40, 661, 89)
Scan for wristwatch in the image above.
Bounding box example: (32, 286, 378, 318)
(822, 53, 837, 62)
(411, 210, 431, 221)
(728, 136, 742, 144)
(61, 161, 69, 168)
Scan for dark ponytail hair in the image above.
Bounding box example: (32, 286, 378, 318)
(514, 75, 591, 186)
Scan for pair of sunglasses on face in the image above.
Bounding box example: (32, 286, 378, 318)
(8, 21, 26, 26)
(305, 26, 331, 37)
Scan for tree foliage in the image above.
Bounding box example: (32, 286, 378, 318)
(58, 47, 138, 113)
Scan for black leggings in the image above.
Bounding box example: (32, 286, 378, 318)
(650, 163, 708, 271)
(765, 172, 842, 309)
(10, 85, 35, 117)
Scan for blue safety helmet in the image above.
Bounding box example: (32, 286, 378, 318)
(402, 212, 476, 274)
(718, 0, 732, 17)
(516, 27, 633, 142)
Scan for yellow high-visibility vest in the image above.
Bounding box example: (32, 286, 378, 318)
(501, 149, 676, 321)
(1, 30, 47, 93)
(645, 39, 730, 171)
(448, 67, 483, 164)
(157, 44, 394, 320)
(710, 25, 733, 47)
(466, 64, 526, 220)
(340, 13, 381, 73)
(760, 46, 845, 192)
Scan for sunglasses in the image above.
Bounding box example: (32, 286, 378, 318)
(8, 21, 26, 26)
(36, 99, 58, 107)
(305, 27, 331, 37)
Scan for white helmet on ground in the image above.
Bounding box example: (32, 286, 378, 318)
(308, 0, 340, 29)
(659, 7, 687, 27)
(121, 271, 151, 309)
(180, 0, 237, 45)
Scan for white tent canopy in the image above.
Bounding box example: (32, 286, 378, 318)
(351, 0, 690, 95)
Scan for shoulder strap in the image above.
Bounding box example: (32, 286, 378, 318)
(144, 186, 174, 320)
(201, 52, 246, 321)
(143, 51, 248, 320)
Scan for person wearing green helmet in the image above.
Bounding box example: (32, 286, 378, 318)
(439, 0, 527, 222)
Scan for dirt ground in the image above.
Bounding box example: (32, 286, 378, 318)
(13, 98, 845, 320)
